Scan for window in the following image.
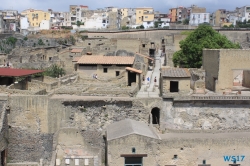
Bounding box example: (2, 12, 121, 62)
(198, 14, 200, 18)
(125, 157, 142, 166)
(142, 44, 145, 48)
(103, 68, 108, 73)
(88, 43, 91, 45)
(170, 81, 179, 92)
(145, 16, 148, 18)
(116, 71, 120, 76)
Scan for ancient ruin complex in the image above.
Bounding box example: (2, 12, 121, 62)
(0, 29, 249, 166)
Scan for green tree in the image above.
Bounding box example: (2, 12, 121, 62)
(121, 26, 129, 30)
(173, 24, 240, 68)
(38, 39, 45, 45)
(44, 64, 66, 78)
(182, 19, 189, 25)
(140, 25, 144, 29)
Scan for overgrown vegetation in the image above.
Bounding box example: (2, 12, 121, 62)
(173, 24, 240, 68)
(136, 25, 145, 29)
(81, 35, 88, 41)
(38, 39, 45, 45)
(154, 21, 163, 28)
(6, 37, 17, 46)
(44, 64, 66, 78)
(182, 19, 190, 25)
(69, 35, 76, 45)
(76, 21, 84, 27)
(236, 19, 250, 28)
(121, 26, 129, 30)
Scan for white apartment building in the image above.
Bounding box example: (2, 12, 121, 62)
(189, 13, 210, 26)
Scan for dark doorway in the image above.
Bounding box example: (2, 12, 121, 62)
(170, 81, 179, 92)
(151, 107, 160, 124)
(213, 77, 217, 91)
(116, 71, 120, 76)
(125, 157, 142, 166)
(1, 149, 6, 166)
(0, 77, 14, 86)
(149, 49, 155, 57)
(128, 72, 136, 86)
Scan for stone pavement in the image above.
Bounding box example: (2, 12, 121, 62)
(136, 50, 164, 98)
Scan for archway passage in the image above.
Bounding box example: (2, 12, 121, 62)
(151, 107, 160, 124)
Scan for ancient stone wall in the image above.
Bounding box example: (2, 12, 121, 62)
(202, 49, 220, 91)
(162, 99, 250, 131)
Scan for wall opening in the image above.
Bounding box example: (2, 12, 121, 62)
(116, 71, 120, 76)
(149, 49, 155, 57)
(103, 68, 108, 73)
(1, 149, 6, 166)
(170, 81, 179, 92)
(151, 107, 160, 124)
(127, 71, 136, 86)
(125, 157, 142, 166)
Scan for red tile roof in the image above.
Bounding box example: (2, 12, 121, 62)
(77, 55, 135, 65)
(126, 67, 142, 74)
(0, 68, 43, 77)
(72, 57, 81, 62)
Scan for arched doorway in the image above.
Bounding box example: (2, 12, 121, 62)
(151, 107, 160, 124)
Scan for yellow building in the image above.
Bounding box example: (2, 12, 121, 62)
(21, 9, 50, 27)
(135, 7, 154, 25)
(120, 8, 128, 20)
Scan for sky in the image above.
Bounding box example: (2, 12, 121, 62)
(0, 0, 248, 13)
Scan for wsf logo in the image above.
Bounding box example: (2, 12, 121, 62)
(223, 155, 245, 162)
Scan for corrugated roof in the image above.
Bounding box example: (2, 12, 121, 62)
(107, 119, 159, 141)
(126, 67, 142, 74)
(162, 68, 190, 77)
(77, 55, 135, 65)
(71, 48, 83, 53)
(0, 68, 43, 77)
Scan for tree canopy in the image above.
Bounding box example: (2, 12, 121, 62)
(172, 24, 240, 68)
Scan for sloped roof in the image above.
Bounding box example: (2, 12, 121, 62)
(162, 68, 190, 77)
(126, 67, 142, 74)
(77, 56, 135, 65)
(0, 68, 43, 77)
(72, 57, 81, 62)
(71, 48, 83, 53)
(107, 119, 159, 141)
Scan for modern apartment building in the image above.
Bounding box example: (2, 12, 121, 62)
(21, 9, 50, 29)
(135, 7, 154, 25)
(189, 13, 210, 26)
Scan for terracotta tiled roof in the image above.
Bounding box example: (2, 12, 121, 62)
(71, 48, 83, 53)
(126, 67, 142, 74)
(162, 68, 190, 77)
(0, 68, 43, 77)
(72, 57, 81, 62)
(77, 56, 135, 65)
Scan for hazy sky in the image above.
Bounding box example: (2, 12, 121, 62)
(0, 0, 248, 13)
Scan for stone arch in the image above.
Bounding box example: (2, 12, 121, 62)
(151, 107, 160, 125)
